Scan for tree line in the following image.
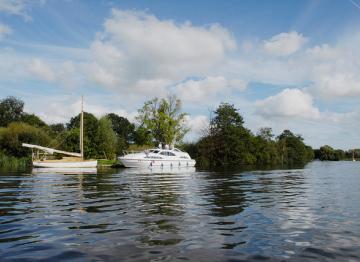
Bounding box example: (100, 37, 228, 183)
(314, 145, 359, 161)
(182, 103, 314, 168)
(0, 95, 319, 168)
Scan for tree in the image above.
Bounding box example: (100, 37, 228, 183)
(136, 95, 189, 145)
(198, 103, 255, 167)
(133, 126, 153, 146)
(0, 122, 51, 157)
(97, 117, 117, 159)
(106, 113, 135, 153)
(210, 103, 244, 135)
(20, 113, 47, 128)
(0, 96, 24, 127)
(257, 127, 274, 141)
(49, 123, 66, 134)
(277, 130, 313, 165)
(65, 112, 99, 158)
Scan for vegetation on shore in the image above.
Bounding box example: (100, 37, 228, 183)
(181, 103, 314, 169)
(2, 95, 350, 170)
(314, 145, 359, 161)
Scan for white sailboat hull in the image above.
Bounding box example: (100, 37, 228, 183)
(118, 157, 196, 168)
(33, 160, 98, 168)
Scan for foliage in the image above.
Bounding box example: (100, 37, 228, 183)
(0, 150, 30, 168)
(136, 95, 189, 145)
(20, 113, 47, 128)
(97, 117, 117, 159)
(106, 113, 135, 153)
(0, 96, 24, 127)
(133, 126, 153, 146)
(0, 122, 51, 157)
(314, 145, 354, 161)
(49, 123, 66, 134)
(191, 104, 314, 169)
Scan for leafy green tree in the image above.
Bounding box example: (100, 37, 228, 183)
(106, 113, 135, 141)
(136, 95, 189, 145)
(97, 117, 117, 159)
(277, 130, 313, 165)
(0, 96, 24, 127)
(133, 126, 153, 146)
(20, 113, 47, 128)
(0, 122, 51, 157)
(257, 127, 274, 141)
(106, 113, 135, 153)
(198, 103, 255, 167)
(65, 112, 99, 158)
(49, 123, 66, 134)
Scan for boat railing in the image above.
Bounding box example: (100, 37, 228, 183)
(121, 150, 143, 156)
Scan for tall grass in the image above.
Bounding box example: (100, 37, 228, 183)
(0, 152, 31, 169)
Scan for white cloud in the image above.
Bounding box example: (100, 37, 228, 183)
(184, 114, 209, 141)
(85, 9, 236, 94)
(24, 95, 137, 124)
(263, 31, 308, 56)
(0, 23, 11, 40)
(255, 88, 320, 119)
(175, 76, 247, 103)
(28, 58, 56, 81)
(0, 0, 43, 21)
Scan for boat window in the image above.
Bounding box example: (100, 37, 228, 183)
(152, 150, 159, 154)
(160, 151, 168, 156)
(168, 152, 176, 156)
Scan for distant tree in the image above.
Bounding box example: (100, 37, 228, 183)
(66, 112, 99, 158)
(133, 126, 153, 146)
(0, 96, 24, 127)
(106, 113, 135, 141)
(97, 117, 117, 159)
(49, 123, 66, 134)
(210, 103, 244, 134)
(197, 103, 255, 167)
(136, 95, 189, 145)
(106, 113, 135, 153)
(257, 127, 274, 141)
(20, 113, 47, 128)
(277, 130, 313, 165)
(0, 122, 51, 157)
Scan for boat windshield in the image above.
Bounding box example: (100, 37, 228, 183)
(149, 150, 160, 154)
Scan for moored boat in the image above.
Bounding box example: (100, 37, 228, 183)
(22, 97, 97, 168)
(118, 147, 196, 168)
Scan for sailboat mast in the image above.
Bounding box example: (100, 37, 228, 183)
(80, 96, 84, 159)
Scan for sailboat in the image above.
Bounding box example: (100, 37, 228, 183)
(22, 97, 98, 168)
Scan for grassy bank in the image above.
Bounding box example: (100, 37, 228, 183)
(0, 152, 31, 168)
(97, 159, 124, 167)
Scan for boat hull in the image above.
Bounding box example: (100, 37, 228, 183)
(118, 158, 196, 168)
(33, 160, 98, 168)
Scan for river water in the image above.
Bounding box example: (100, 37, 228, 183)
(0, 161, 359, 261)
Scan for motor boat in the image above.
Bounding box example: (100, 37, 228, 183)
(118, 147, 196, 168)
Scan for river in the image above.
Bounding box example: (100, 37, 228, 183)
(0, 161, 359, 261)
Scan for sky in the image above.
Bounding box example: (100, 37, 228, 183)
(1, 0, 360, 149)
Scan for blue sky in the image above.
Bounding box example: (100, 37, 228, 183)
(1, 0, 360, 149)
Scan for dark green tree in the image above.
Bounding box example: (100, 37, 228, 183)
(20, 113, 47, 128)
(0, 96, 24, 127)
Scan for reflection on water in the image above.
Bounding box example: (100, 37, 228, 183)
(0, 161, 359, 261)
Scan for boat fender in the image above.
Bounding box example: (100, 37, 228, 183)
(178, 162, 181, 167)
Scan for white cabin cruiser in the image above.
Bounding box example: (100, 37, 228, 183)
(118, 148, 196, 168)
